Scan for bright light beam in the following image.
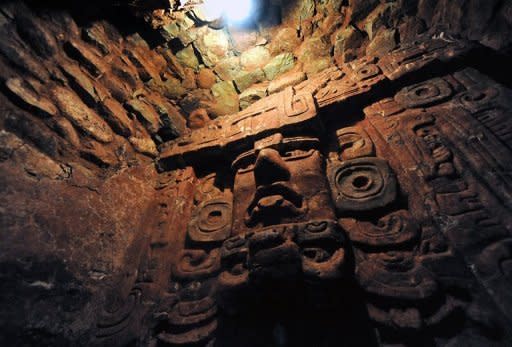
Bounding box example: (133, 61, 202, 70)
(200, 0, 254, 24)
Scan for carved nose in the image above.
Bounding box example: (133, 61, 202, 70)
(254, 148, 290, 186)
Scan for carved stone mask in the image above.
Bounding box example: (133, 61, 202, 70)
(216, 133, 347, 308)
(231, 133, 336, 233)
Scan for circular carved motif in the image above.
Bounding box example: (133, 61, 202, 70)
(394, 78, 453, 108)
(188, 198, 232, 242)
(355, 63, 381, 81)
(328, 158, 397, 212)
(342, 210, 419, 248)
(458, 87, 499, 113)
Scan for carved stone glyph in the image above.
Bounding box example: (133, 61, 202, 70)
(328, 157, 397, 213)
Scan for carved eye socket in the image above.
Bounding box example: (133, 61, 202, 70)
(232, 150, 256, 173)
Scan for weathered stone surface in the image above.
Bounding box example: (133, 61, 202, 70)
(464, 0, 502, 40)
(233, 68, 265, 92)
(282, 0, 316, 28)
(297, 36, 331, 74)
(239, 84, 267, 109)
(187, 108, 210, 129)
(268, 71, 307, 94)
(361, 2, 395, 40)
(0, 130, 68, 180)
(129, 135, 158, 156)
(211, 80, 239, 116)
(317, 0, 344, 14)
(263, 53, 295, 80)
(145, 92, 186, 138)
(80, 139, 119, 167)
(160, 22, 179, 41)
(51, 86, 113, 143)
(54, 117, 81, 148)
(160, 75, 187, 99)
(59, 61, 102, 106)
(333, 25, 366, 64)
(240, 46, 271, 71)
(0, 10, 9, 27)
(268, 27, 301, 55)
(161, 15, 195, 43)
(0, 34, 50, 81)
(230, 30, 259, 52)
(98, 73, 132, 103)
(179, 89, 214, 114)
(182, 67, 197, 90)
(179, 27, 200, 47)
(349, 0, 380, 22)
(430, 0, 466, 35)
(160, 49, 186, 80)
(197, 68, 216, 89)
(123, 45, 162, 82)
(126, 98, 161, 134)
(15, 11, 58, 58)
(5, 78, 57, 117)
(3, 111, 60, 158)
(398, 16, 427, 43)
(195, 28, 231, 67)
(214, 56, 242, 81)
(100, 97, 134, 137)
(64, 39, 107, 77)
(310, 56, 333, 75)
(366, 28, 397, 57)
(0, 137, 157, 344)
(317, 12, 344, 37)
(82, 22, 111, 56)
(417, 0, 437, 24)
(110, 55, 141, 90)
(176, 44, 199, 70)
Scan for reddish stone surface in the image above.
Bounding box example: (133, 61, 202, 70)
(1, 1, 512, 347)
(149, 36, 512, 347)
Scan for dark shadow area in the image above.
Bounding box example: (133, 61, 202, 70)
(20, 0, 167, 47)
(216, 279, 379, 347)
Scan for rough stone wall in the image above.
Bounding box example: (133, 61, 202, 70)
(0, 150, 156, 345)
(0, 2, 172, 344)
(0, 2, 189, 166)
(139, 0, 512, 117)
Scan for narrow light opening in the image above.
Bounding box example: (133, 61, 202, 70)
(200, 0, 254, 24)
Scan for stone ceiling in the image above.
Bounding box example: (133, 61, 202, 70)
(1, 0, 511, 172)
(138, 0, 512, 119)
(2, 0, 510, 171)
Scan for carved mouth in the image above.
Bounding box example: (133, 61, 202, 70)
(245, 183, 306, 227)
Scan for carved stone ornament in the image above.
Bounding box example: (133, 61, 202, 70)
(328, 158, 397, 213)
(172, 249, 221, 280)
(188, 197, 233, 242)
(394, 78, 453, 108)
(95, 37, 512, 346)
(342, 210, 419, 248)
(335, 126, 375, 160)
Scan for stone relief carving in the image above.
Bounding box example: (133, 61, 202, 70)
(328, 157, 397, 213)
(188, 197, 233, 242)
(335, 126, 375, 160)
(96, 37, 512, 346)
